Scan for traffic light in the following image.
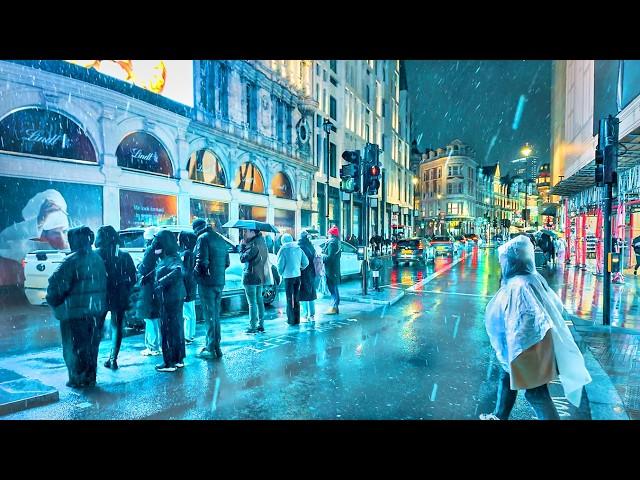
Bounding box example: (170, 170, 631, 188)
(597, 115, 619, 185)
(595, 148, 604, 186)
(340, 150, 361, 193)
(364, 143, 381, 196)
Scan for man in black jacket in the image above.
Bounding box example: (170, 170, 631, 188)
(633, 235, 640, 275)
(95, 225, 136, 370)
(46, 226, 107, 388)
(192, 219, 230, 359)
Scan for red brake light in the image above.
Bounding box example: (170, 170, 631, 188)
(418, 241, 424, 249)
(21, 259, 26, 269)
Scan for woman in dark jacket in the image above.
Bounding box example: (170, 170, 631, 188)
(240, 229, 267, 333)
(46, 226, 107, 388)
(154, 230, 186, 372)
(179, 231, 198, 343)
(298, 230, 317, 322)
(95, 225, 137, 370)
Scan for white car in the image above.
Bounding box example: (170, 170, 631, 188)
(23, 225, 281, 307)
(311, 238, 363, 277)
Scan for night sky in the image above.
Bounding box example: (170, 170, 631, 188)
(406, 60, 551, 175)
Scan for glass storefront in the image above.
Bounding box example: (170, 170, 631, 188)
(353, 205, 361, 240)
(301, 209, 312, 230)
(188, 149, 226, 186)
(239, 204, 267, 222)
(235, 162, 265, 193)
(119, 190, 177, 229)
(190, 198, 229, 235)
(274, 208, 295, 237)
(116, 132, 173, 176)
(271, 172, 293, 199)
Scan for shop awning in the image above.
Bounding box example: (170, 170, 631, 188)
(549, 128, 640, 197)
(540, 203, 560, 216)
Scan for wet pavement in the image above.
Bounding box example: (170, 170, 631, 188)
(0, 246, 595, 420)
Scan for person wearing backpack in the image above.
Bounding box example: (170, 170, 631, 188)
(298, 230, 318, 322)
(322, 226, 342, 315)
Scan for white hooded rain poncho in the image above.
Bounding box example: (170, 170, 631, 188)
(485, 235, 591, 407)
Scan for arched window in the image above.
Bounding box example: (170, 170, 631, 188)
(0, 108, 96, 162)
(234, 162, 264, 193)
(271, 172, 293, 199)
(188, 149, 226, 186)
(116, 132, 173, 176)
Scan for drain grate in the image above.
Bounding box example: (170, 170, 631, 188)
(624, 385, 640, 410)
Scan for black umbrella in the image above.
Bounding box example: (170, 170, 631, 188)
(222, 219, 279, 233)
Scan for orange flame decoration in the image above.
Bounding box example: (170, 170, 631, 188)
(67, 60, 167, 94)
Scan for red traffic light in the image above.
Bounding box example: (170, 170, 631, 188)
(369, 165, 380, 176)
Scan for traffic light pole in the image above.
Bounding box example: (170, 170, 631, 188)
(603, 182, 612, 326)
(323, 119, 333, 237)
(362, 190, 369, 296)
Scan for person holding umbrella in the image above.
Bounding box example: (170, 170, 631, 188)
(240, 227, 269, 334)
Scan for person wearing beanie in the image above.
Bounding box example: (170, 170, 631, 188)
(322, 225, 342, 314)
(192, 218, 230, 358)
(276, 233, 309, 325)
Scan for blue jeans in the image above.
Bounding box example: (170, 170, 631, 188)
(200, 285, 222, 352)
(144, 318, 161, 352)
(244, 284, 265, 330)
(183, 300, 196, 341)
(326, 277, 340, 308)
(493, 370, 560, 420)
(302, 300, 316, 318)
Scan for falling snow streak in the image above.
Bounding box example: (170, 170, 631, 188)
(211, 377, 221, 412)
(512, 94, 527, 130)
(452, 316, 461, 339)
(430, 383, 438, 402)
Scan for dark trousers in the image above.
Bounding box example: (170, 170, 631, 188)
(60, 316, 97, 385)
(284, 277, 301, 324)
(101, 309, 126, 361)
(200, 285, 222, 353)
(160, 305, 184, 367)
(493, 370, 560, 420)
(635, 254, 640, 272)
(326, 277, 340, 308)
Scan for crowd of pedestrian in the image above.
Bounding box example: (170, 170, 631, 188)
(45, 219, 345, 387)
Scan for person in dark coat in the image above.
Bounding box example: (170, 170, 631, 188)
(192, 219, 230, 359)
(179, 231, 198, 343)
(95, 225, 136, 370)
(322, 225, 342, 314)
(633, 235, 640, 275)
(137, 227, 162, 356)
(240, 229, 268, 333)
(46, 226, 107, 388)
(153, 229, 186, 372)
(298, 230, 317, 322)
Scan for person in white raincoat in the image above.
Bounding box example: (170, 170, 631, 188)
(480, 235, 591, 420)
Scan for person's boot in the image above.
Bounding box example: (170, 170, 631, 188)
(324, 307, 338, 315)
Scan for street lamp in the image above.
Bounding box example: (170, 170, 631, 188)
(513, 143, 537, 229)
(520, 143, 533, 157)
(323, 118, 336, 236)
(412, 176, 418, 185)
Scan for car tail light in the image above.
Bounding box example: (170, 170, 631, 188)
(21, 259, 26, 269)
(418, 241, 424, 249)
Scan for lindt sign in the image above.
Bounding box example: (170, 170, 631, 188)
(22, 129, 69, 148)
(130, 148, 158, 164)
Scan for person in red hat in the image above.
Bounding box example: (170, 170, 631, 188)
(322, 225, 342, 314)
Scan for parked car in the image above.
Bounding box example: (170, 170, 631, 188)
(463, 233, 479, 243)
(455, 235, 473, 250)
(430, 236, 455, 257)
(311, 238, 363, 278)
(23, 225, 281, 307)
(392, 237, 435, 266)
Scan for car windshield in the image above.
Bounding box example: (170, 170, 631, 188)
(432, 237, 451, 242)
(119, 231, 145, 248)
(397, 239, 420, 248)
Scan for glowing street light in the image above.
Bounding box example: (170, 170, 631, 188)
(520, 143, 533, 157)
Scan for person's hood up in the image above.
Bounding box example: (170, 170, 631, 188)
(281, 233, 293, 244)
(179, 230, 197, 251)
(192, 219, 207, 236)
(95, 225, 119, 250)
(498, 235, 535, 280)
(68, 225, 94, 253)
(155, 229, 179, 256)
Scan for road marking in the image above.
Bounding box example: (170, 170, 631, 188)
(407, 256, 465, 292)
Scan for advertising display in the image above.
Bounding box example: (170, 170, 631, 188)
(65, 60, 194, 107)
(0, 176, 103, 287)
(119, 190, 177, 229)
(0, 108, 97, 162)
(239, 204, 267, 222)
(116, 132, 173, 176)
(190, 198, 229, 235)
